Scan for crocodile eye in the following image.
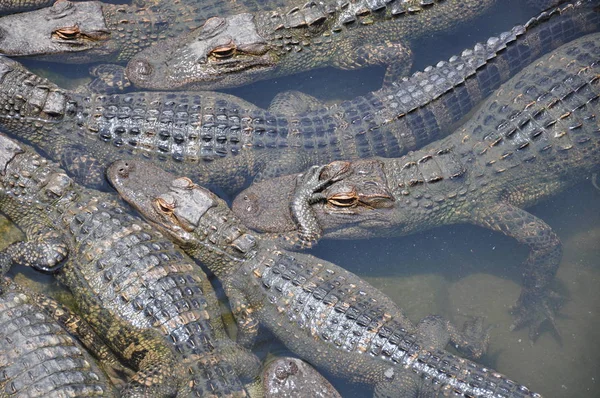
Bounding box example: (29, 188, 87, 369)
(53, 25, 81, 40)
(328, 196, 358, 207)
(155, 197, 175, 213)
(209, 43, 237, 59)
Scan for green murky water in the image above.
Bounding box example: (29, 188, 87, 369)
(2, 0, 599, 396)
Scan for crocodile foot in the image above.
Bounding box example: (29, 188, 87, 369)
(510, 288, 563, 341)
(455, 316, 493, 360)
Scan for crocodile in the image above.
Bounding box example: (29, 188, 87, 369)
(124, 0, 497, 90)
(231, 32, 600, 339)
(263, 357, 342, 398)
(0, 133, 262, 397)
(0, 1, 596, 196)
(106, 157, 541, 398)
(0, 277, 116, 397)
(0, 0, 292, 63)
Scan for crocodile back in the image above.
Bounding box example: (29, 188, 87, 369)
(0, 142, 255, 396)
(0, 278, 114, 397)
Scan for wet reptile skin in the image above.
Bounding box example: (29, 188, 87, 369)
(0, 0, 292, 63)
(232, 32, 600, 339)
(125, 0, 496, 90)
(0, 134, 261, 397)
(107, 158, 540, 398)
(0, 1, 596, 196)
(0, 277, 115, 397)
(0, 0, 55, 15)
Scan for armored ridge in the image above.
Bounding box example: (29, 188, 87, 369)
(107, 157, 540, 398)
(125, 0, 496, 90)
(0, 134, 260, 396)
(0, 0, 292, 63)
(0, 1, 596, 195)
(0, 277, 115, 397)
(232, 32, 600, 338)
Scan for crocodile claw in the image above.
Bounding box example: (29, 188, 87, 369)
(458, 316, 493, 359)
(509, 288, 563, 342)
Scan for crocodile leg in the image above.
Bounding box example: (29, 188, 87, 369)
(333, 40, 413, 87)
(268, 90, 326, 114)
(415, 315, 491, 360)
(27, 291, 135, 386)
(227, 285, 262, 348)
(86, 64, 132, 94)
(472, 202, 563, 340)
(0, 228, 68, 273)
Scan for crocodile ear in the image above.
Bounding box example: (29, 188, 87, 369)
(0, 134, 24, 176)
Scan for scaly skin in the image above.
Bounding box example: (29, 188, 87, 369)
(0, 0, 56, 15)
(231, 32, 600, 339)
(0, 277, 115, 397)
(106, 157, 540, 398)
(0, 0, 292, 63)
(0, 1, 596, 195)
(263, 357, 342, 398)
(125, 0, 496, 90)
(0, 134, 261, 397)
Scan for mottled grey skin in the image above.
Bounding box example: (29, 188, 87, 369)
(0, 2, 596, 196)
(0, 134, 261, 397)
(125, 0, 495, 90)
(0, 277, 115, 397)
(107, 159, 540, 398)
(263, 357, 341, 398)
(232, 33, 600, 340)
(0, 0, 291, 63)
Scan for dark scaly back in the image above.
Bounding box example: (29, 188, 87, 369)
(0, 2, 597, 193)
(107, 163, 542, 398)
(0, 277, 115, 397)
(0, 136, 258, 396)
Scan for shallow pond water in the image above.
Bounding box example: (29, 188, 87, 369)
(2, 0, 599, 397)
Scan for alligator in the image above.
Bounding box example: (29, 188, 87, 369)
(0, 1, 596, 196)
(0, 276, 116, 397)
(124, 0, 497, 90)
(231, 32, 600, 340)
(106, 157, 541, 398)
(0, 133, 262, 397)
(0, 0, 292, 63)
(263, 357, 342, 398)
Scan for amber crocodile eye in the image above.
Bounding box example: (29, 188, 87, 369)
(328, 193, 359, 208)
(53, 25, 81, 40)
(155, 197, 175, 213)
(210, 43, 237, 59)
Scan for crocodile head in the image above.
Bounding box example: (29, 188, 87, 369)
(232, 159, 397, 239)
(126, 13, 277, 90)
(107, 160, 221, 246)
(0, 1, 115, 62)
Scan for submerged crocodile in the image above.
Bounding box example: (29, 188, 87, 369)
(125, 0, 496, 90)
(0, 133, 261, 397)
(0, 277, 116, 397)
(231, 32, 600, 339)
(0, 0, 292, 63)
(106, 157, 539, 398)
(0, 2, 595, 196)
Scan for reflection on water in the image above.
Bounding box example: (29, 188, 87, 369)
(2, 0, 599, 396)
